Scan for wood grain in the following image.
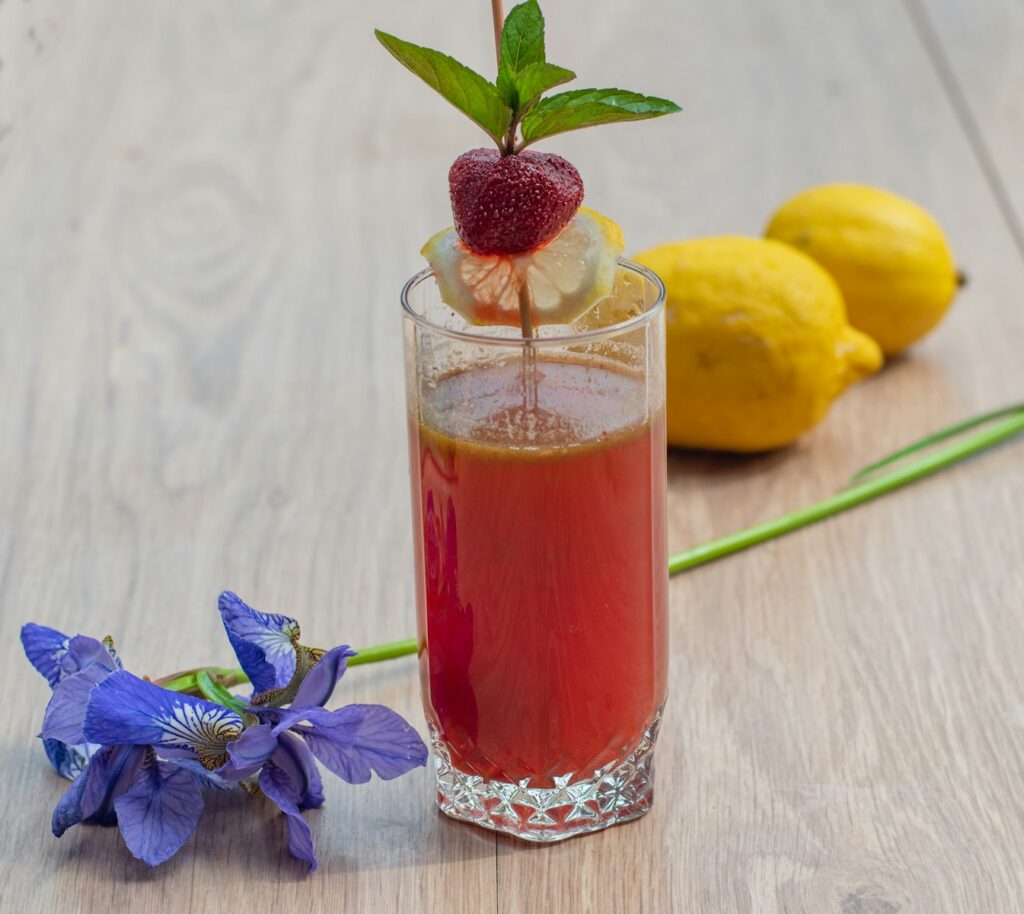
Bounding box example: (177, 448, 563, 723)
(1, 1, 1022, 912)
(914, 0, 1024, 256)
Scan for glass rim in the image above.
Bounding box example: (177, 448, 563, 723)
(400, 257, 665, 348)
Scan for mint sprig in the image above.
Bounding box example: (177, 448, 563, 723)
(375, 0, 680, 154)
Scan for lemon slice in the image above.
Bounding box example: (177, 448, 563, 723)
(420, 207, 625, 328)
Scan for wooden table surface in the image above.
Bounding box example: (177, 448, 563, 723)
(3, 1, 1023, 911)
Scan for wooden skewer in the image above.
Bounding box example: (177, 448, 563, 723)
(492, 0, 536, 405)
(517, 281, 535, 340)
(518, 282, 538, 411)
(490, 0, 504, 67)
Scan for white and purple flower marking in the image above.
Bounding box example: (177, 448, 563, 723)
(21, 592, 428, 874)
(218, 590, 302, 695)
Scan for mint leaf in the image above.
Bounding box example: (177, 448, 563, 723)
(500, 1, 546, 75)
(495, 3, 575, 120)
(520, 88, 681, 146)
(497, 0, 548, 108)
(507, 62, 575, 113)
(375, 30, 511, 144)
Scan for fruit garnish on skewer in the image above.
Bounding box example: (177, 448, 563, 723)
(375, 1, 680, 331)
(422, 207, 623, 328)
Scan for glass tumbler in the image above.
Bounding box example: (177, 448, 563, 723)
(402, 261, 667, 842)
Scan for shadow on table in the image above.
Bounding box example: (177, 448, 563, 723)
(667, 445, 793, 485)
(38, 764, 493, 884)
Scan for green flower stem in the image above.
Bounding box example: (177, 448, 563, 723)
(160, 405, 1023, 690)
(162, 642, 421, 698)
(668, 404, 1024, 575)
(154, 666, 249, 696)
(207, 668, 251, 689)
(848, 403, 1024, 483)
(347, 638, 419, 666)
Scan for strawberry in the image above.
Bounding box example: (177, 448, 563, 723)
(448, 148, 584, 255)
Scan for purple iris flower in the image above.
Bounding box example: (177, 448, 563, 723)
(214, 594, 428, 872)
(20, 624, 120, 780)
(23, 624, 233, 865)
(21, 592, 428, 875)
(215, 642, 428, 872)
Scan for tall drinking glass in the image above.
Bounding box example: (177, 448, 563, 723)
(402, 261, 667, 842)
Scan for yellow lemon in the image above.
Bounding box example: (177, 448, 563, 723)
(765, 184, 960, 354)
(421, 208, 623, 328)
(635, 237, 882, 452)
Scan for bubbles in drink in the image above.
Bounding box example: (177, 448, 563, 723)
(422, 357, 648, 450)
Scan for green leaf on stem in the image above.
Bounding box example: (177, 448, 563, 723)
(498, 0, 547, 92)
(520, 88, 682, 146)
(196, 669, 247, 715)
(495, 3, 576, 117)
(507, 61, 576, 114)
(374, 30, 511, 144)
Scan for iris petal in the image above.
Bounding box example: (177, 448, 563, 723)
(114, 751, 206, 867)
(83, 671, 243, 769)
(218, 592, 299, 695)
(274, 731, 325, 811)
(258, 762, 318, 873)
(80, 744, 147, 826)
(21, 625, 120, 688)
(60, 634, 120, 678)
(52, 744, 146, 837)
(40, 663, 115, 745)
(21, 623, 70, 687)
(216, 724, 278, 781)
(275, 705, 428, 785)
(51, 769, 89, 837)
(43, 738, 96, 781)
(163, 756, 237, 792)
(291, 645, 356, 709)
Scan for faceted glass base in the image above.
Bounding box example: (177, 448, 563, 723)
(431, 710, 662, 842)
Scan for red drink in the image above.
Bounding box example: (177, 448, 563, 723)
(409, 356, 667, 801)
(403, 261, 667, 840)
